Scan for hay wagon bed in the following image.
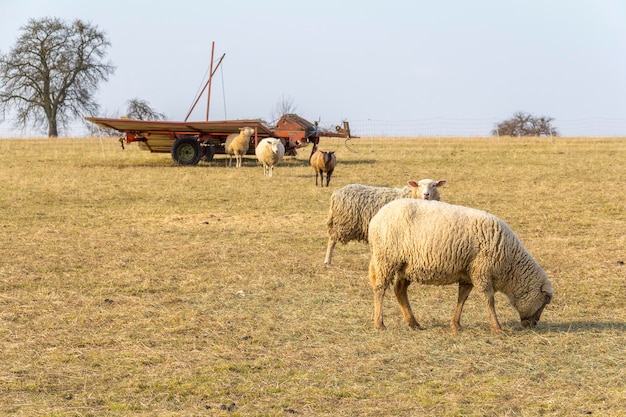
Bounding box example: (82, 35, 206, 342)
(86, 114, 352, 165)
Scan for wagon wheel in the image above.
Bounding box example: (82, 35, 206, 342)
(171, 136, 202, 165)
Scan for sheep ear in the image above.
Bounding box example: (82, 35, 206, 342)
(541, 281, 554, 303)
(407, 180, 418, 188)
(541, 281, 553, 294)
(436, 179, 447, 187)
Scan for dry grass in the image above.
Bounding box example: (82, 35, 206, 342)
(0, 135, 625, 416)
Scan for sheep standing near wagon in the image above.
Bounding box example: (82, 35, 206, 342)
(255, 138, 285, 177)
(324, 179, 446, 265)
(368, 198, 554, 333)
(224, 126, 255, 168)
(310, 149, 336, 187)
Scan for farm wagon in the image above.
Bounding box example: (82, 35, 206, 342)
(86, 114, 353, 165)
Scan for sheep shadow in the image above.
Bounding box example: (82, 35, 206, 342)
(282, 158, 378, 181)
(546, 320, 626, 333)
(424, 320, 626, 334)
(279, 158, 376, 168)
(333, 159, 377, 165)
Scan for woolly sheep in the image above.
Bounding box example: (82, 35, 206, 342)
(310, 149, 336, 187)
(368, 198, 554, 333)
(224, 126, 255, 168)
(255, 137, 285, 177)
(323, 179, 447, 265)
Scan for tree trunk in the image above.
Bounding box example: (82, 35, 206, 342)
(47, 113, 58, 137)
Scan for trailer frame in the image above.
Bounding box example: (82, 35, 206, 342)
(85, 114, 353, 165)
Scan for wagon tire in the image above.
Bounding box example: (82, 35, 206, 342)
(171, 137, 202, 165)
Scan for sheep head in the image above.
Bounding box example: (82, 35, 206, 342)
(240, 126, 255, 137)
(269, 138, 281, 152)
(323, 150, 335, 164)
(407, 179, 447, 200)
(518, 281, 554, 328)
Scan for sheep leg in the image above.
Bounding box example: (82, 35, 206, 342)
(369, 262, 387, 330)
(393, 277, 422, 329)
(325, 171, 332, 187)
(482, 289, 502, 333)
(450, 282, 473, 332)
(324, 238, 336, 265)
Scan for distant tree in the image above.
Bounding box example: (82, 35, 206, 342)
(269, 94, 298, 125)
(125, 98, 166, 120)
(493, 111, 558, 137)
(0, 17, 115, 137)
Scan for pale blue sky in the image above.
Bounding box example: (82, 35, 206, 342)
(1, 0, 626, 133)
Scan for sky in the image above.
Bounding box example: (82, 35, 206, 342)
(1, 0, 626, 136)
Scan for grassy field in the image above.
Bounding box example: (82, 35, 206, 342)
(0, 135, 624, 416)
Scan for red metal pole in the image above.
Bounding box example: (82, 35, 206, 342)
(184, 43, 225, 122)
(206, 42, 215, 121)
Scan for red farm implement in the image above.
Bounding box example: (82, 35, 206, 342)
(85, 114, 353, 165)
(85, 42, 353, 165)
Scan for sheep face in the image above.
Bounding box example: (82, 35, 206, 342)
(516, 282, 553, 328)
(324, 151, 335, 164)
(407, 179, 447, 200)
(269, 138, 281, 152)
(240, 127, 255, 136)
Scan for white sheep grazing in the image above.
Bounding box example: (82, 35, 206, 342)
(323, 179, 446, 265)
(255, 138, 285, 177)
(368, 198, 554, 333)
(224, 126, 255, 168)
(310, 149, 336, 187)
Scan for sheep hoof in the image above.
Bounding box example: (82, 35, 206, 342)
(490, 326, 503, 335)
(408, 319, 424, 330)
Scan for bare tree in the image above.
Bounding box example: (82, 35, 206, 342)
(493, 111, 558, 137)
(269, 94, 298, 126)
(0, 17, 115, 137)
(126, 98, 166, 120)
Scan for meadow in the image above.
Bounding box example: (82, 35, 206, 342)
(0, 135, 624, 416)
